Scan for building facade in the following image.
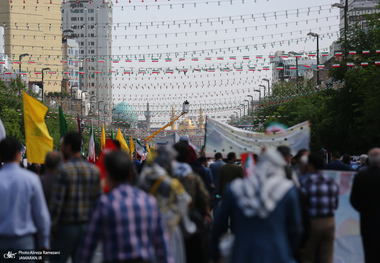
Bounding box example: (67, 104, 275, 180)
(0, 0, 62, 93)
(62, 0, 113, 119)
(62, 37, 80, 94)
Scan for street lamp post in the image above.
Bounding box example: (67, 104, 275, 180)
(81, 91, 88, 118)
(254, 89, 261, 101)
(259, 85, 266, 98)
(307, 32, 320, 86)
(247, 95, 254, 115)
(41, 68, 50, 102)
(19, 53, 29, 78)
(244, 99, 250, 116)
(97, 100, 103, 127)
(240, 104, 246, 117)
(332, 1, 348, 58)
(262, 78, 270, 96)
(237, 108, 242, 119)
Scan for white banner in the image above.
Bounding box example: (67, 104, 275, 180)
(204, 118, 310, 158)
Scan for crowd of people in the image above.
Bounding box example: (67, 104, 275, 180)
(0, 132, 379, 263)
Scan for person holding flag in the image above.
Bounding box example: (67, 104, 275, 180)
(88, 121, 96, 163)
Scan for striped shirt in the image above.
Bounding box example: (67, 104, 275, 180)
(76, 183, 173, 263)
(49, 157, 102, 226)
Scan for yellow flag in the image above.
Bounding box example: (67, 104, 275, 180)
(146, 144, 151, 155)
(130, 136, 135, 158)
(101, 123, 106, 150)
(23, 91, 53, 164)
(116, 128, 130, 154)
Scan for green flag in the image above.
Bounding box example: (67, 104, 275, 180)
(59, 106, 68, 138)
(111, 130, 115, 140)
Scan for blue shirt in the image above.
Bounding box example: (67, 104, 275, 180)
(0, 163, 51, 247)
(209, 160, 226, 192)
(133, 159, 142, 172)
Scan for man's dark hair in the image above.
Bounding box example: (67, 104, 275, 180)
(0, 138, 22, 163)
(227, 152, 236, 161)
(277, 146, 291, 158)
(173, 141, 189, 163)
(214, 152, 223, 160)
(104, 151, 134, 182)
(332, 151, 341, 159)
(45, 151, 62, 170)
(294, 149, 308, 160)
(137, 155, 141, 160)
(63, 132, 82, 153)
(111, 140, 121, 150)
(342, 154, 351, 165)
(308, 151, 324, 171)
(198, 156, 207, 163)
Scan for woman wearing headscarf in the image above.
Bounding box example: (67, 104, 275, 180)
(211, 149, 303, 263)
(138, 146, 194, 263)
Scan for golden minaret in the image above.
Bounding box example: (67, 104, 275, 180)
(198, 107, 205, 129)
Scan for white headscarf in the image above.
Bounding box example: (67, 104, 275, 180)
(230, 150, 294, 218)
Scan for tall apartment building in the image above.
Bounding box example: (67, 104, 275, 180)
(62, 0, 113, 118)
(338, 0, 379, 34)
(0, 0, 62, 93)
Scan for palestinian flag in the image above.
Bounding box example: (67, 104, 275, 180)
(229, 56, 236, 60)
(263, 66, 270, 71)
(361, 62, 369, 66)
(308, 53, 316, 57)
(139, 58, 145, 62)
(99, 60, 106, 63)
(335, 51, 343, 56)
(192, 58, 198, 61)
(256, 55, 263, 59)
(125, 59, 132, 62)
(152, 58, 159, 62)
(205, 57, 212, 60)
(375, 61, 380, 65)
(217, 57, 224, 60)
(276, 66, 284, 70)
(362, 50, 370, 54)
(289, 66, 297, 70)
(347, 62, 355, 67)
(317, 65, 325, 69)
(165, 58, 172, 62)
(243, 56, 250, 60)
(321, 52, 329, 57)
(349, 51, 357, 55)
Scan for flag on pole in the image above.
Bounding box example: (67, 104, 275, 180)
(23, 91, 53, 164)
(111, 130, 115, 140)
(130, 136, 135, 159)
(101, 123, 106, 150)
(136, 139, 147, 160)
(88, 121, 96, 163)
(59, 106, 68, 138)
(116, 128, 130, 153)
(146, 144, 151, 155)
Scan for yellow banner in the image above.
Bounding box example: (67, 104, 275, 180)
(23, 91, 53, 164)
(101, 123, 106, 150)
(116, 128, 130, 154)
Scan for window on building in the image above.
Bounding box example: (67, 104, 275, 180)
(88, 25, 95, 29)
(23, 36, 25, 39)
(71, 17, 77, 21)
(80, 17, 84, 21)
(48, 7, 50, 11)
(11, 6, 13, 10)
(70, 9, 84, 13)
(88, 9, 94, 13)
(80, 50, 84, 54)
(88, 17, 94, 21)
(23, 6, 25, 10)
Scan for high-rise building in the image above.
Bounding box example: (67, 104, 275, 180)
(338, 0, 379, 34)
(0, 0, 62, 92)
(62, 0, 113, 119)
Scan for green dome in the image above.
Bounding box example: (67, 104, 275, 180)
(113, 102, 138, 123)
